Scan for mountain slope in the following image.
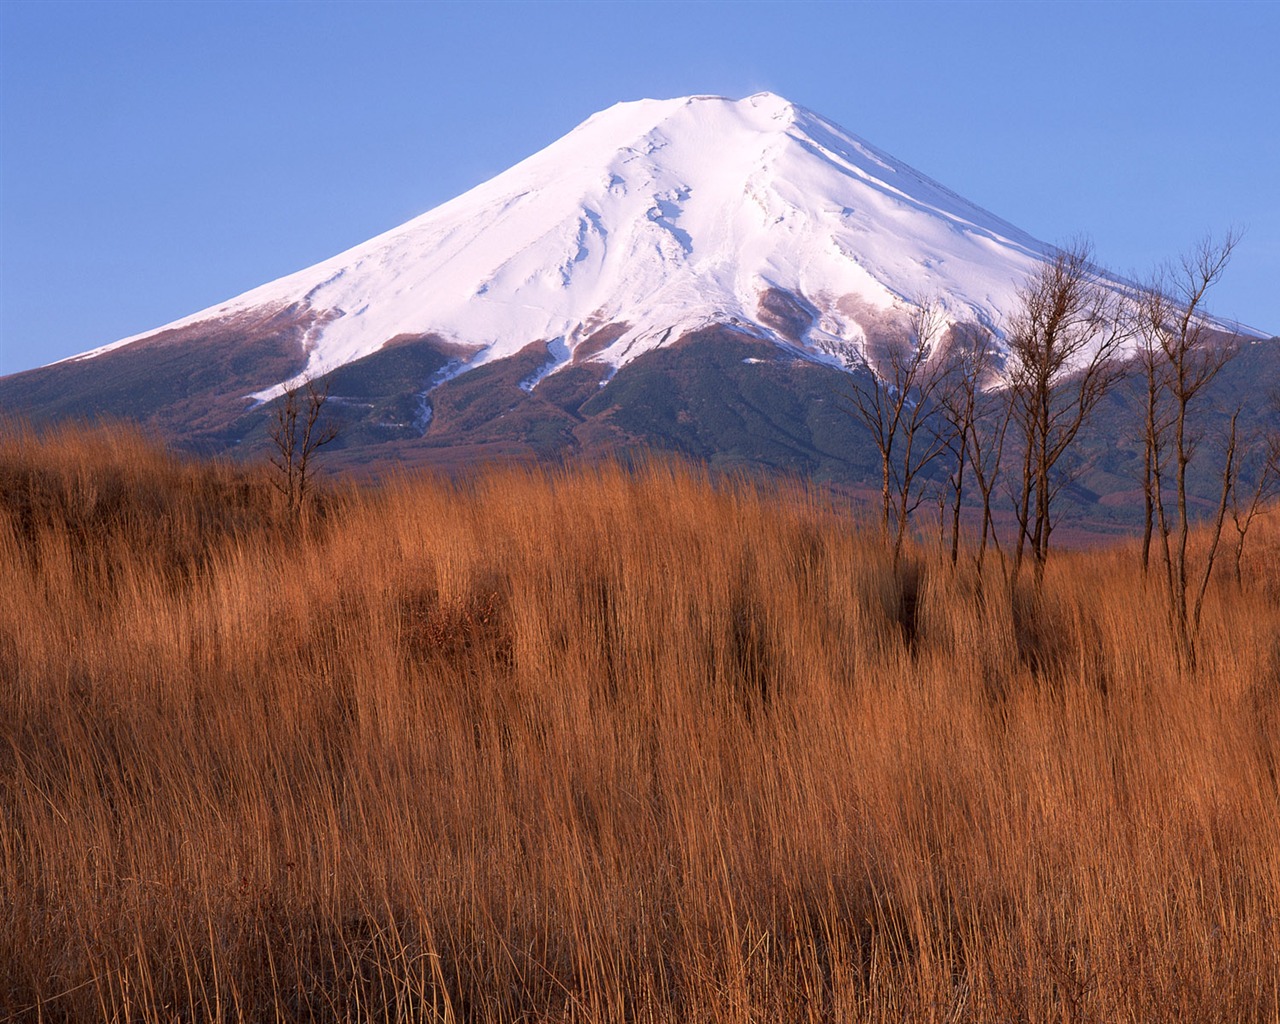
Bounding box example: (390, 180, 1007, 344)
(3, 91, 1272, 523)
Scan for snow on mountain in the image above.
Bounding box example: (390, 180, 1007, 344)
(70, 93, 1104, 395)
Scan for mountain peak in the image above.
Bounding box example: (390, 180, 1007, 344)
(69, 93, 1084, 398)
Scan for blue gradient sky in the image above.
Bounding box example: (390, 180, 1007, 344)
(1, 0, 1276, 375)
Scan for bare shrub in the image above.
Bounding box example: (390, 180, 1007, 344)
(268, 375, 338, 520)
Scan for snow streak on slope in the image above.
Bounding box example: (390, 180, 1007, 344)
(73, 93, 1077, 394)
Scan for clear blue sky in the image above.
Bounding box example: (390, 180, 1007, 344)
(1, 0, 1277, 375)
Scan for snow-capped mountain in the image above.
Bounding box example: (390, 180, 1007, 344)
(6, 92, 1272, 500)
(74, 92, 1061, 397)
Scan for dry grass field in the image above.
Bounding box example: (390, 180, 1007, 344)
(2, 422, 1278, 1022)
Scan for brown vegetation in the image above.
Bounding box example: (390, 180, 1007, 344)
(2, 423, 1279, 1022)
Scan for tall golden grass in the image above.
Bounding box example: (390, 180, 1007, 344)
(2, 422, 1278, 1022)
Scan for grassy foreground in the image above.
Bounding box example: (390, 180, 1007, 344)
(2, 424, 1279, 1023)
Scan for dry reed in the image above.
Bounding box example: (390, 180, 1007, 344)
(2, 422, 1278, 1022)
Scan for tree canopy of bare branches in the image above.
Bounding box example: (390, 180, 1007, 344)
(1005, 240, 1132, 586)
(935, 324, 1013, 575)
(1138, 231, 1244, 663)
(268, 375, 339, 521)
(848, 300, 951, 568)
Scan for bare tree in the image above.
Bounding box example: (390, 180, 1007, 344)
(1137, 318, 1176, 575)
(1137, 231, 1242, 662)
(268, 375, 339, 520)
(1006, 240, 1132, 587)
(1227, 427, 1278, 587)
(935, 324, 1012, 575)
(935, 345, 969, 569)
(848, 300, 951, 568)
(969, 379, 1015, 580)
